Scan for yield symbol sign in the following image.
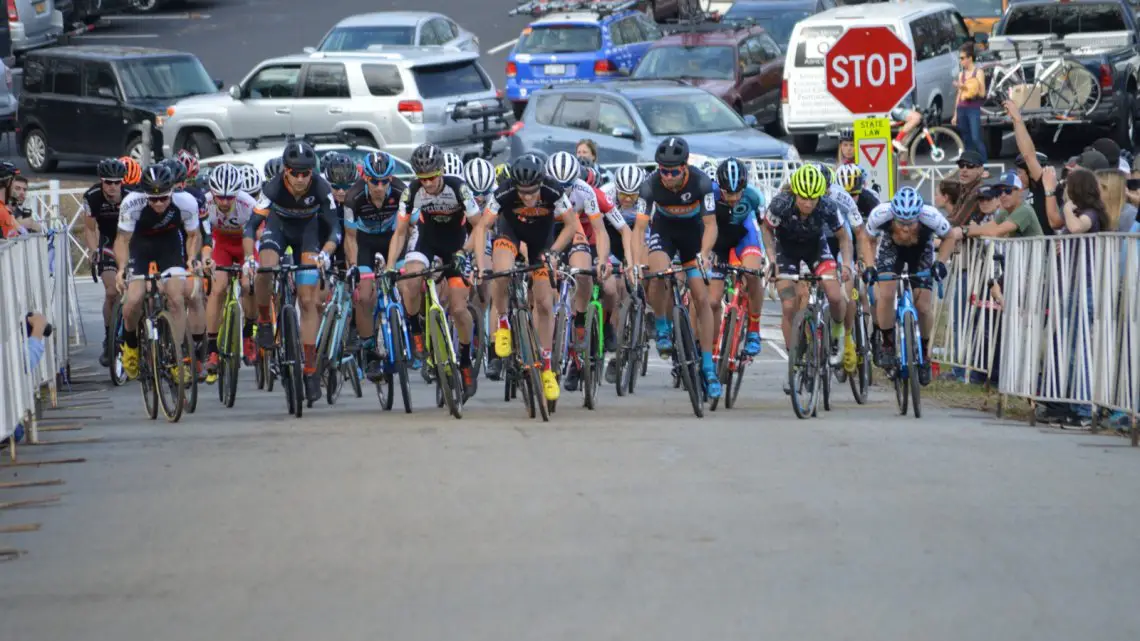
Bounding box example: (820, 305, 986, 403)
(860, 142, 885, 167)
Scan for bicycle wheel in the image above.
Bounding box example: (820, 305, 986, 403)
(615, 298, 635, 397)
(627, 301, 644, 395)
(138, 320, 159, 420)
(254, 345, 265, 389)
(908, 126, 963, 166)
(468, 302, 484, 379)
(220, 302, 241, 409)
(281, 305, 304, 418)
(894, 320, 909, 416)
(551, 308, 568, 384)
(850, 306, 870, 405)
(905, 313, 922, 419)
(788, 310, 819, 420)
(518, 312, 549, 421)
(390, 307, 413, 413)
(1044, 62, 1101, 117)
(582, 307, 600, 410)
(109, 301, 128, 386)
(725, 314, 747, 410)
(821, 330, 832, 413)
(182, 335, 199, 414)
(429, 308, 462, 419)
(154, 312, 184, 423)
(711, 308, 737, 412)
(673, 307, 704, 418)
(981, 66, 1028, 117)
(314, 304, 336, 388)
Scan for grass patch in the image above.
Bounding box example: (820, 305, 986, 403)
(926, 378, 1033, 422)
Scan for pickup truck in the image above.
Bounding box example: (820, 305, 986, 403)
(985, 0, 1140, 149)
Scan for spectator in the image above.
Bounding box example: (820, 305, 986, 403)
(9, 175, 40, 233)
(1121, 160, 1140, 231)
(963, 171, 1044, 239)
(934, 179, 961, 213)
(1096, 169, 1125, 232)
(952, 43, 987, 162)
(1086, 138, 1127, 174)
(575, 139, 598, 164)
(976, 181, 1001, 221)
(1003, 100, 1061, 234)
(1070, 148, 1110, 172)
(0, 162, 21, 239)
(24, 312, 51, 372)
(946, 150, 987, 226)
(1061, 168, 1109, 234)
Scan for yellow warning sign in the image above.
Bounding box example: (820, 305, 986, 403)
(853, 117, 894, 199)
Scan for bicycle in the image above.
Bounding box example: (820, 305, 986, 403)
(847, 262, 874, 405)
(893, 106, 964, 173)
(549, 265, 575, 411)
(566, 266, 606, 410)
(870, 265, 941, 418)
(644, 258, 708, 418)
(710, 263, 766, 411)
(130, 261, 186, 422)
(313, 266, 363, 407)
(253, 263, 321, 418)
(395, 257, 465, 419)
(612, 265, 646, 397)
(214, 265, 246, 408)
(778, 264, 838, 420)
(483, 260, 551, 422)
(181, 265, 209, 415)
(980, 39, 1101, 120)
(371, 253, 413, 413)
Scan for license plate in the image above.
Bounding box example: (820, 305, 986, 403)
(544, 64, 566, 76)
(33, 1, 46, 14)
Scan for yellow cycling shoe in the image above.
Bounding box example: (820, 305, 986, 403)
(169, 363, 194, 386)
(843, 334, 858, 373)
(495, 327, 512, 358)
(541, 368, 560, 401)
(121, 344, 140, 379)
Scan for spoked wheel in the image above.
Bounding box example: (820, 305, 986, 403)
(673, 308, 704, 418)
(138, 322, 159, 420)
(725, 318, 747, 410)
(312, 305, 337, 408)
(710, 309, 738, 412)
(905, 314, 922, 418)
(615, 298, 635, 396)
(908, 126, 963, 167)
(154, 312, 185, 423)
(182, 335, 199, 414)
(430, 309, 463, 419)
(893, 322, 909, 417)
(850, 307, 871, 405)
(820, 331, 832, 413)
(254, 346, 266, 390)
(325, 363, 342, 405)
(109, 301, 128, 386)
(520, 316, 550, 422)
(582, 309, 601, 410)
(627, 303, 645, 395)
(281, 305, 304, 418)
(550, 308, 568, 400)
(376, 372, 394, 410)
(346, 355, 363, 399)
(468, 302, 484, 379)
(390, 308, 413, 413)
(788, 310, 820, 420)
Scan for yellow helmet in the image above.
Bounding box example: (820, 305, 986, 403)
(494, 163, 511, 182)
(789, 164, 827, 199)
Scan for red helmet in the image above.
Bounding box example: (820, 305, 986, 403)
(175, 149, 199, 179)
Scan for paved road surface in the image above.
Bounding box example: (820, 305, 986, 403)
(3, 278, 1140, 639)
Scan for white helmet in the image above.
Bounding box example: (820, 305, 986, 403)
(700, 159, 718, 181)
(546, 151, 580, 186)
(238, 164, 262, 195)
(614, 165, 646, 194)
(443, 152, 464, 178)
(207, 163, 243, 197)
(464, 157, 496, 194)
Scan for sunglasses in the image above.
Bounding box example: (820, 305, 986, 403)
(517, 186, 541, 196)
(147, 195, 170, 203)
(285, 169, 312, 179)
(331, 183, 353, 191)
(416, 171, 442, 181)
(994, 186, 1016, 195)
(213, 194, 235, 202)
(101, 179, 123, 186)
(957, 161, 981, 169)
(366, 176, 390, 185)
(658, 166, 684, 177)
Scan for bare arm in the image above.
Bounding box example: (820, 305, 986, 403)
(1004, 100, 1043, 181)
(114, 232, 131, 274)
(386, 216, 410, 265)
(344, 228, 358, 268)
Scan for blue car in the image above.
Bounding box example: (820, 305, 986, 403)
(505, 8, 663, 119)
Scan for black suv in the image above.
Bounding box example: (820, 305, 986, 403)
(17, 45, 222, 172)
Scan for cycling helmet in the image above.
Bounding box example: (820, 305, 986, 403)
(207, 163, 244, 197)
(890, 186, 924, 221)
(443, 152, 463, 178)
(362, 151, 396, 180)
(494, 162, 511, 182)
(836, 164, 865, 193)
(546, 151, 580, 186)
(139, 163, 175, 197)
(282, 140, 317, 171)
(322, 152, 358, 186)
(789, 164, 827, 199)
(175, 149, 199, 179)
(239, 164, 263, 195)
(525, 150, 549, 167)
(263, 157, 285, 181)
(119, 156, 142, 185)
(716, 158, 748, 192)
(464, 157, 496, 194)
(655, 136, 689, 167)
(699, 159, 718, 182)
(0, 161, 17, 181)
(813, 162, 836, 186)
(410, 143, 444, 176)
(511, 154, 545, 188)
(170, 159, 190, 184)
(614, 165, 646, 194)
(839, 128, 855, 142)
(580, 165, 599, 187)
(97, 157, 127, 180)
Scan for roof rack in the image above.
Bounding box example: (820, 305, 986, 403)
(451, 96, 513, 161)
(224, 132, 368, 151)
(508, 0, 640, 18)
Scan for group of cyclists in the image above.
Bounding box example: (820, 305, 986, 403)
(79, 131, 961, 420)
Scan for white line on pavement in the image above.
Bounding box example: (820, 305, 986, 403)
(488, 39, 518, 54)
(102, 13, 210, 20)
(765, 340, 788, 361)
(73, 33, 160, 39)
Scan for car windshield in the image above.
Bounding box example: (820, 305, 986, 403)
(117, 57, 216, 100)
(317, 26, 417, 51)
(516, 25, 601, 54)
(633, 46, 736, 81)
(1003, 3, 1126, 36)
(411, 61, 490, 98)
(632, 93, 745, 136)
(722, 8, 813, 47)
(954, 0, 1003, 18)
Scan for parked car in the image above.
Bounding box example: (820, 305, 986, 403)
(17, 46, 222, 172)
(505, 8, 663, 119)
(199, 142, 415, 180)
(9, 0, 64, 56)
(782, 1, 971, 153)
(509, 80, 799, 163)
(631, 23, 784, 133)
(306, 11, 479, 54)
(720, 0, 836, 50)
(161, 49, 507, 163)
(62, 0, 134, 27)
(0, 59, 15, 133)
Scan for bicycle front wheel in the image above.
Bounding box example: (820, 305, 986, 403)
(894, 319, 910, 416)
(109, 301, 128, 386)
(1044, 62, 1101, 117)
(390, 307, 413, 414)
(850, 306, 870, 405)
(583, 306, 601, 410)
(138, 319, 158, 420)
(468, 302, 484, 379)
(788, 310, 819, 420)
(182, 335, 199, 414)
(906, 313, 922, 419)
(429, 308, 462, 419)
(711, 308, 737, 412)
(281, 305, 304, 418)
(909, 126, 963, 166)
(726, 311, 747, 410)
(154, 312, 184, 423)
(519, 311, 550, 422)
(219, 301, 241, 408)
(673, 307, 704, 418)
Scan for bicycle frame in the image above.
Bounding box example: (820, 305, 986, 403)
(373, 257, 413, 372)
(552, 271, 575, 375)
(420, 263, 460, 371)
(870, 266, 936, 379)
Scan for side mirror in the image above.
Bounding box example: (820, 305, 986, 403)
(228, 85, 242, 100)
(213, 78, 224, 90)
(303, 46, 316, 54)
(743, 114, 758, 127)
(96, 86, 116, 100)
(611, 126, 638, 140)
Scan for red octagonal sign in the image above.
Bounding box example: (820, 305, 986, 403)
(825, 26, 915, 116)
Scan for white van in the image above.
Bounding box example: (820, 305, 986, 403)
(782, 1, 974, 153)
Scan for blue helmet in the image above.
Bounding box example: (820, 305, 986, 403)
(362, 151, 395, 180)
(716, 157, 748, 192)
(891, 186, 924, 221)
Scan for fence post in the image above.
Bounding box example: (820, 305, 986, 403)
(140, 120, 153, 166)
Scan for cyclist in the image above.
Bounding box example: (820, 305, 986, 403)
(463, 157, 501, 379)
(176, 150, 204, 205)
(837, 128, 856, 165)
(475, 153, 579, 403)
(115, 164, 203, 381)
(321, 151, 358, 270)
(817, 162, 871, 374)
(262, 158, 283, 185)
(119, 156, 142, 192)
(344, 151, 407, 379)
(202, 163, 265, 377)
(761, 164, 852, 393)
(242, 141, 341, 403)
(837, 164, 880, 220)
(386, 143, 482, 401)
(602, 164, 649, 384)
(443, 152, 464, 178)
(634, 137, 722, 398)
(83, 158, 132, 367)
(708, 158, 766, 358)
(240, 164, 265, 202)
(863, 187, 960, 386)
(160, 158, 211, 376)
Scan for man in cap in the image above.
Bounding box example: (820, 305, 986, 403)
(945, 149, 987, 227)
(963, 171, 1043, 239)
(1004, 100, 1061, 234)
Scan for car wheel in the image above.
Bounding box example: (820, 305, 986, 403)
(792, 134, 818, 155)
(130, 0, 162, 13)
(186, 131, 221, 158)
(125, 135, 148, 163)
(23, 129, 57, 173)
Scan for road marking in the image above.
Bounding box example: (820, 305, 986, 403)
(102, 12, 210, 20)
(766, 340, 788, 361)
(73, 33, 159, 39)
(488, 39, 518, 55)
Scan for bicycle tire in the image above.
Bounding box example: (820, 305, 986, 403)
(821, 325, 832, 413)
(850, 306, 870, 405)
(582, 306, 599, 410)
(376, 372, 394, 410)
(281, 305, 304, 418)
(894, 321, 909, 416)
(429, 308, 463, 419)
(788, 310, 818, 420)
(726, 313, 746, 410)
(512, 309, 538, 419)
(628, 301, 644, 394)
(906, 314, 922, 419)
(221, 301, 241, 409)
(390, 307, 412, 413)
(254, 345, 265, 390)
(139, 318, 158, 420)
(615, 298, 635, 397)
(314, 303, 336, 385)
(519, 311, 549, 421)
(1044, 62, 1101, 117)
(109, 301, 127, 386)
(981, 66, 1027, 117)
(183, 335, 199, 414)
(711, 308, 738, 412)
(908, 126, 963, 166)
(468, 302, 484, 379)
(673, 307, 704, 418)
(154, 312, 184, 423)
(551, 308, 568, 383)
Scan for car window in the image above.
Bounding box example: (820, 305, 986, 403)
(84, 62, 117, 98)
(632, 92, 744, 136)
(533, 93, 561, 124)
(516, 25, 602, 54)
(418, 21, 439, 45)
(758, 33, 782, 59)
(617, 17, 642, 45)
(428, 19, 452, 44)
(318, 26, 416, 51)
(633, 46, 736, 81)
(246, 65, 301, 99)
(411, 60, 490, 99)
(361, 64, 404, 96)
(723, 9, 813, 48)
(949, 12, 972, 45)
(554, 97, 596, 130)
(609, 19, 627, 47)
(744, 37, 768, 65)
(793, 25, 844, 67)
(636, 15, 662, 41)
(50, 60, 81, 96)
(1003, 3, 1126, 36)
(117, 57, 216, 100)
(441, 20, 459, 40)
(22, 57, 45, 94)
(301, 63, 350, 98)
(910, 16, 936, 61)
(595, 100, 635, 136)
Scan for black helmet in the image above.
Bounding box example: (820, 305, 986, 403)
(282, 140, 317, 171)
(839, 128, 855, 142)
(321, 152, 358, 185)
(410, 143, 444, 176)
(655, 137, 689, 167)
(716, 157, 748, 192)
(0, 161, 17, 181)
(525, 149, 549, 167)
(162, 158, 188, 184)
(264, 157, 285, 180)
(139, 164, 175, 196)
(511, 154, 545, 187)
(97, 157, 127, 180)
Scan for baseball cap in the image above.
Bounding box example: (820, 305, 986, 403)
(997, 170, 1023, 190)
(978, 181, 1001, 199)
(1070, 149, 1110, 171)
(1087, 138, 1121, 168)
(957, 150, 984, 167)
(1014, 151, 1048, 169)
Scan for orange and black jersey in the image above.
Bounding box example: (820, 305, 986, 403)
(484, 178, 573, 228)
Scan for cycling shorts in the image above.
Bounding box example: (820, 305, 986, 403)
(355, 231, 398, 274)
(210, 232, 249, 268)
(492, 217, 553, 267)
(406, 224, 467, 279)
(775, 236, 837, 277)
(260, 215, 321, 257)
(824, 220, 854, 264)
(646, 215, 703, 265)
(875, 238, 934, 290)
(710, 224, 762, 280)
(128, 231, 186, 278)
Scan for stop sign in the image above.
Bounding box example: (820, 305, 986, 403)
(825, 26, 915, 115)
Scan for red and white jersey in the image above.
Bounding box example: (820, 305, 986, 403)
(204, 191, 265, 239)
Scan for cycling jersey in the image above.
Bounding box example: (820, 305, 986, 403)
(345, 178, 408, 269)
(82, 184, 124, 250)
(118, 191, 199, 275)
(248, 174, 340, 262)
(710, 185, 764, 279)
(400, 175, 480, 271)
(866, 203, 951, 289)
(640, 166, 715, 266)
(865, 203, 951, 238)
(205, 191, 264, 267)
(853, 189, 881, 219)
(825, 183, 863, 236)
(486, 178, 572, 266)
(569, 183, 622, 253)
(763, 190, 845, 276)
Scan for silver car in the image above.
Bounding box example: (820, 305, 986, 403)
(306, 11, 478, 54)
(0, 59, 14, 134)
(161, 49, 507, 162)
(10, 0, 63, 55)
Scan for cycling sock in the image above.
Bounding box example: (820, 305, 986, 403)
(882, 327, 895, 348)
(541, 350, 552, 370)
(257, 305, 271, 323)
(207, 333, 218, 355)
(124, 330, 138, 349)
(573, 311, 585, 327)
(244, 318, 256, 336)
(655, 316, 670, 337)
(407, 314, 423, 335)
(748, 314, 761, 333)
(303, 344, 317, 374)
(701, 350, 714, 371)
(459, 342, 472, 367)
(498, 314, 510, 331)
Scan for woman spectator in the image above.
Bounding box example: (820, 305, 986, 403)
(952, 43, 987, 162)
(1095, 169, 1125, 233)
(1062, 168, 1109, 234)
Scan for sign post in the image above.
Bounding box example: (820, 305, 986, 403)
(853, 117, 894, 199)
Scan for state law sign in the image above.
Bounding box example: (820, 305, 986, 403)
(825, 26, 915, 116)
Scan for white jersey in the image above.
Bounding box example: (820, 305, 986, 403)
(117, 191, 199, 235)
(205, 191, 263, 239)
(824, 183, 863, 237)
(565, 178, 601, 220)
(865, 203, 952, 238)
